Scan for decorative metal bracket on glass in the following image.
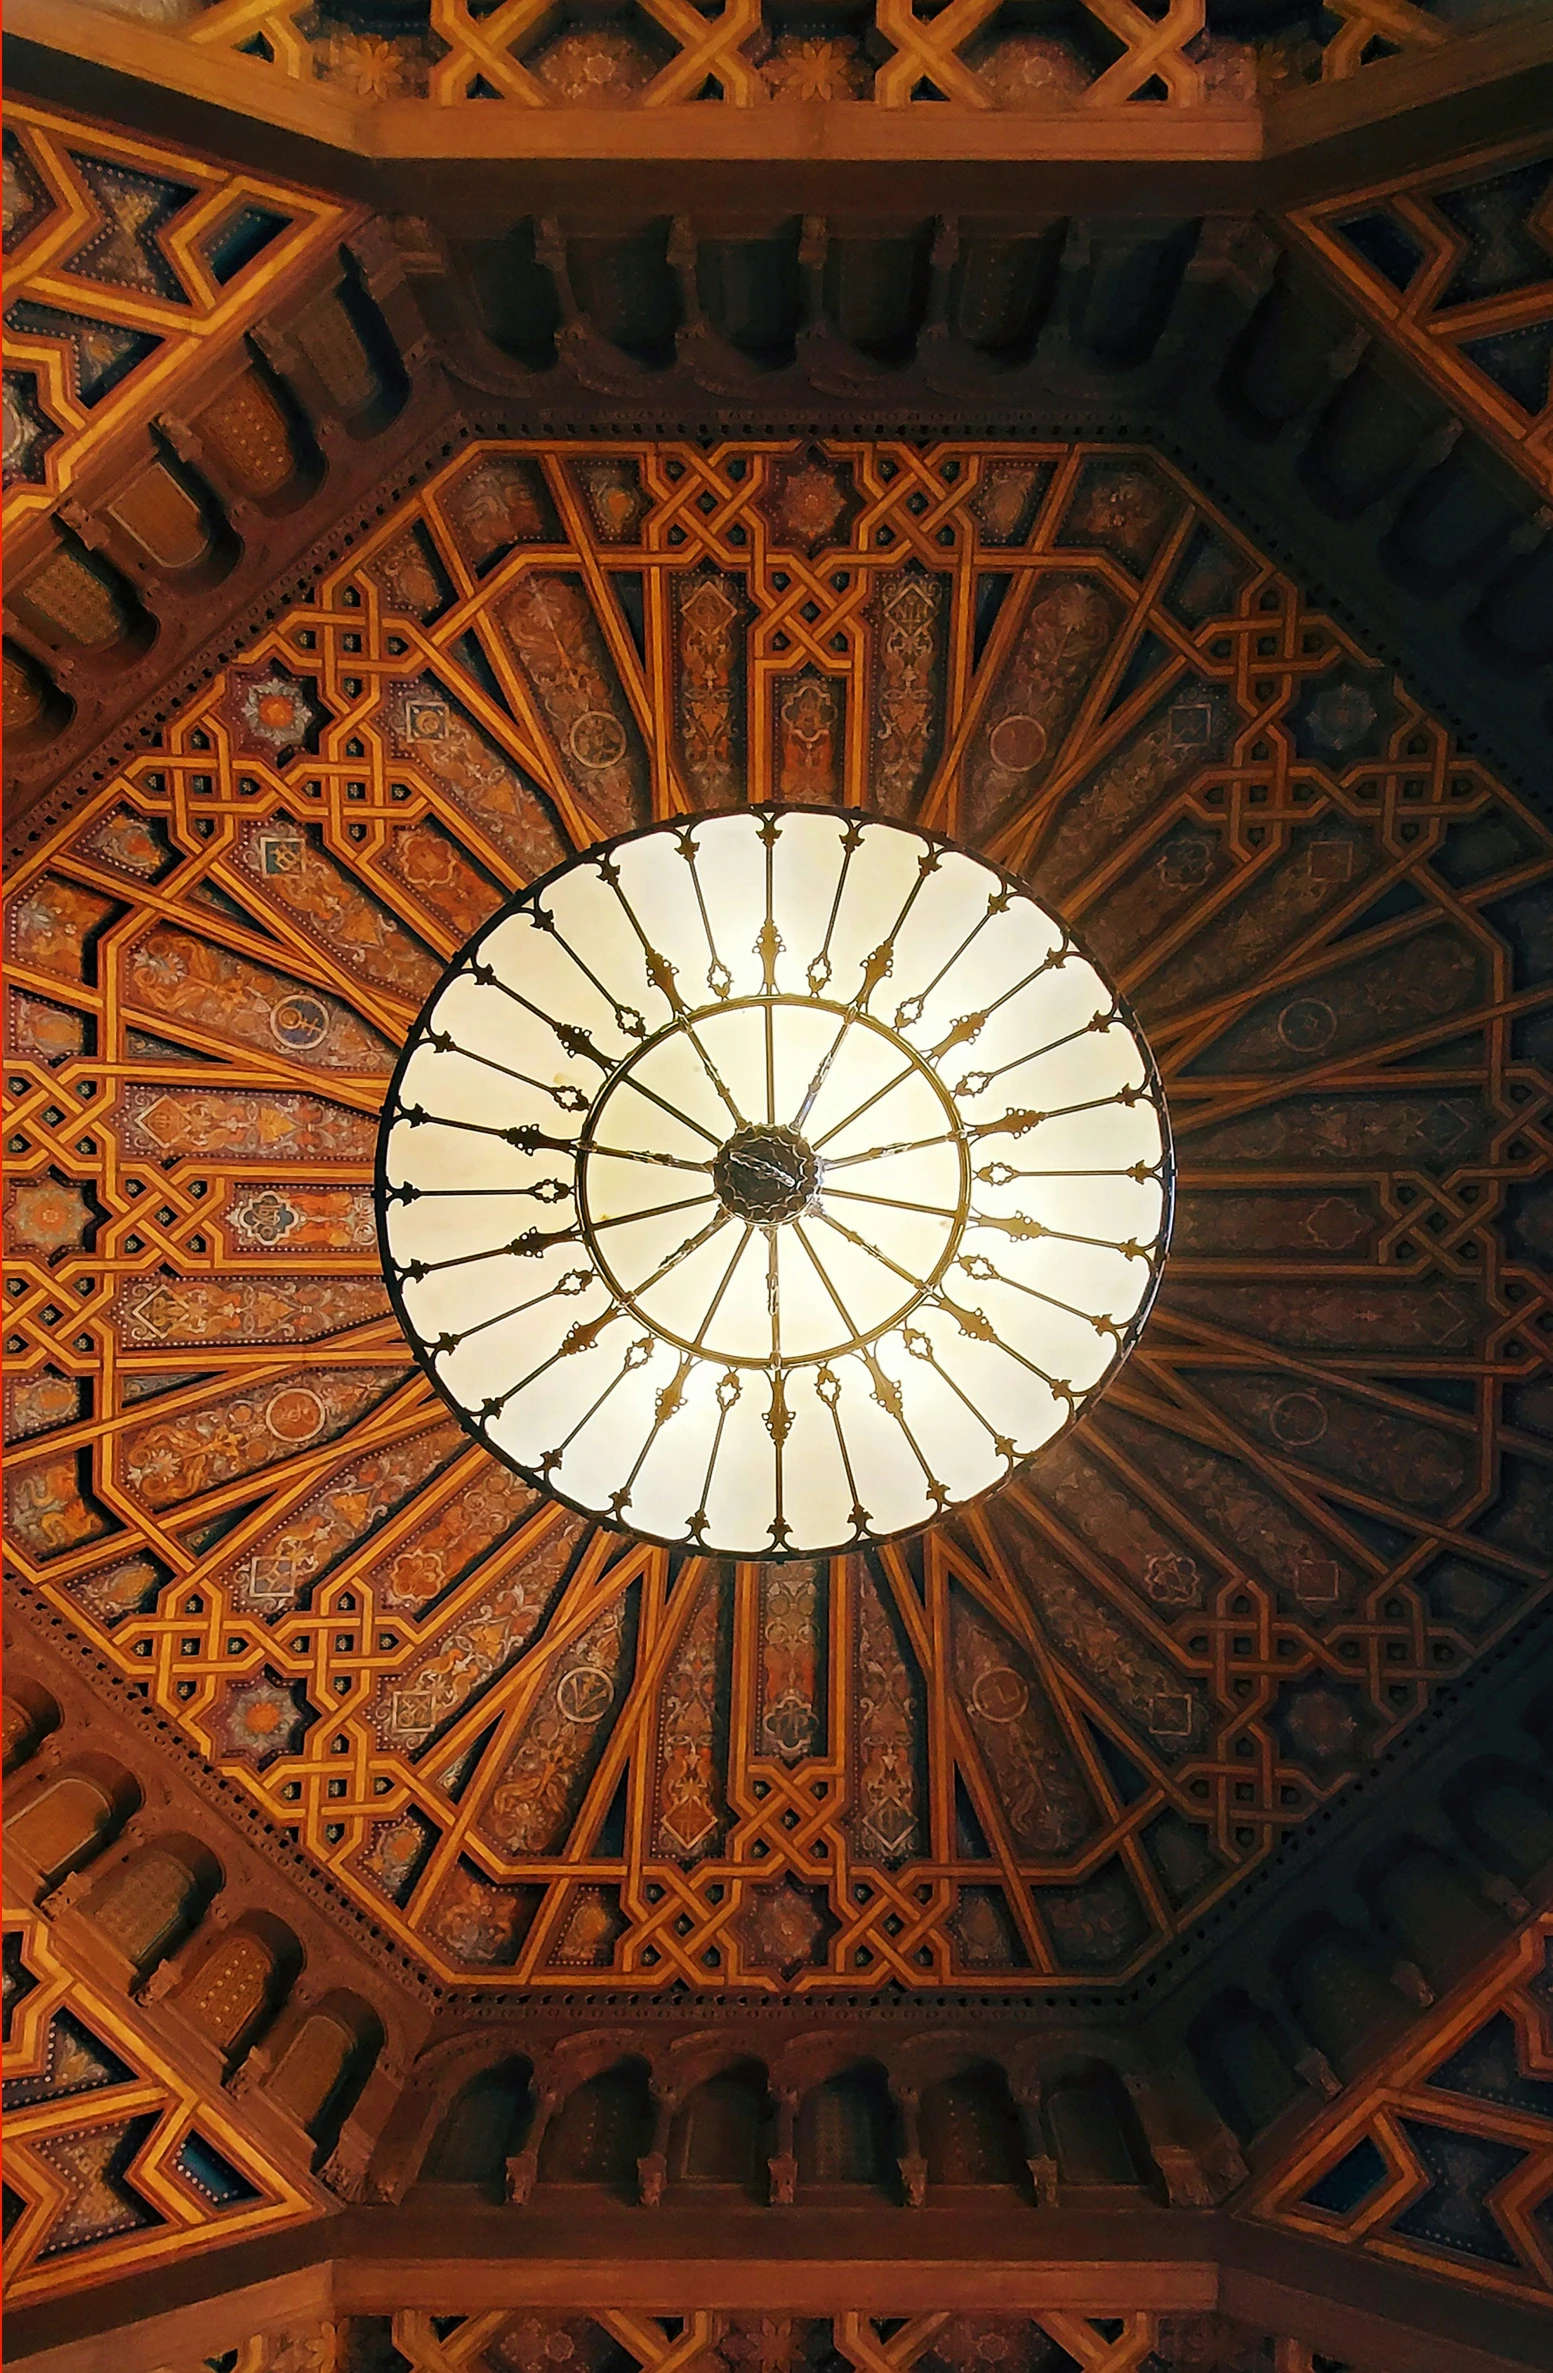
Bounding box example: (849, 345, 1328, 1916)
(377, 808, 1172, 1558)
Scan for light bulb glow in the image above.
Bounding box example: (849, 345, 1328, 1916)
(377, 808, 1172, 1557)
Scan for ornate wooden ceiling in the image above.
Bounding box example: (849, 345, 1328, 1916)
(2, 1895, 324, 2309)
(1247, 1909, 1553, 2311)
(1285, 132, 1553, 503)
(2, 98, 441, 839)
(5, 70, 1553, 2373)
(6, 430, 1550, 2004)
(1, 103, 355, 538)
(7, 99, 1553, 837)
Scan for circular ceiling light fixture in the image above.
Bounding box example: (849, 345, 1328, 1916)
(378, 808, 1171, 1558)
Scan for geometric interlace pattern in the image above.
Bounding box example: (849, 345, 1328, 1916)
(5, 437, 1551, 1991)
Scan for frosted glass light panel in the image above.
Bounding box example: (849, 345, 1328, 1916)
(378, 808, 1172, 1557)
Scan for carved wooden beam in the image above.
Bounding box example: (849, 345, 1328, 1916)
(8, 2219, 1553, 2373)
(6, 10, 1553, 223)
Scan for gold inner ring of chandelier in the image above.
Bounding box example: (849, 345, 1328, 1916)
(576, 996, 970, 1370)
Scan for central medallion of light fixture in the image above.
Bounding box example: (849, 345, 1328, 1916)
(710, 1122, 820, 1226)
(378, 808, 1171, 1558)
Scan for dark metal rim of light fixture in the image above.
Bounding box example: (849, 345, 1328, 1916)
(375, 803, 1176, 1561)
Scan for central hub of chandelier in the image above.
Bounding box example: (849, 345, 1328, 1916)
(710, 1120, 822, 1226)
(379, 808, 1171, 1558)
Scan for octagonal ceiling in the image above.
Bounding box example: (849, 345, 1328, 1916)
(6, 430, 1551, 1996)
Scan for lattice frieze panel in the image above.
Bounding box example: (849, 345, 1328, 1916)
(2, 102, 357, 531)
(130, 2313, 1353, 2373)
(1288, 134, 1553, 501)
(1247, 1909, 1553, 2309)
(0, 1901, 321, 2305)
(375, 2308, 1329, 2373)
(46, 0, 1474, 113)
(4, 437, 1550, 1994)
